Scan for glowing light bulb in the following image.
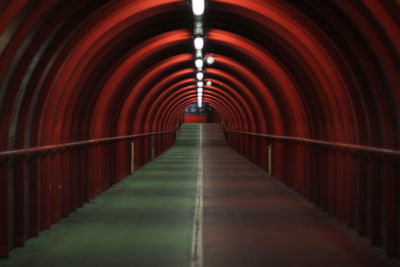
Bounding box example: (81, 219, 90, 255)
(197, 88, 203, 93)
(194, 37, 204, 50)
(196, 72, 204, 80)
(206, 81, 212, 86)
(192, 0, 205, 16)
(195, 59, 203, 68)
(206, 55, 214, 65)
(197, 81, 204, 87)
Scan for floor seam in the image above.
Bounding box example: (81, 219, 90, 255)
(191, 124, 204, 267)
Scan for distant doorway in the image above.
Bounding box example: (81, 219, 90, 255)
(183, 103, 218, 123)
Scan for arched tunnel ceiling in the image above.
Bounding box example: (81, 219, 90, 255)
(0, 0, 399, 151)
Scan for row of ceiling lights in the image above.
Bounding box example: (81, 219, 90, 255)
(191, 0, 213, 108)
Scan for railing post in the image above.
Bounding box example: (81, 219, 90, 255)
(356, 154, 368, 236)
(69, 148, 78, 212)
(268, 144, 272, 176)
(0, 157, 9, 257)
(151, 135, 155, 160)
(28, 154, 40, 237)
(383, 157, 398, 256)
(319, 145, 332, 212)
(41, 152, 52, 229)
(369, 155, 383, 246)
(51, 151, 61, 223)
(14, 155, 27, 247)
(75, 147, 83, 208)
(309, 144, 319, 204)
(335, 150, 346, 221)
(344, 153, 356, 228)
(130, 141, 135, 174)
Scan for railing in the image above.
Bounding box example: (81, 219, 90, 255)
(226, 129, 400, 157)
(0, 129, 177, 257)
(0, 131, 174, 157)
(223, 126, 400, 257)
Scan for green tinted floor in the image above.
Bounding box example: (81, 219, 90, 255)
(2, 123, 399, 267)
(0, 124, 203, 267)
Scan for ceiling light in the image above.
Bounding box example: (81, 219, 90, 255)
(192, 0, 205, 16)
(195, 59, 203, 68)
(197, 81, 204, 87)
(196, 72, 204, 80)
(206, 55, 214, 65)
(206, 81, 212, 86)
(197, 88, 203, 93)
(194, 37, 204, 50)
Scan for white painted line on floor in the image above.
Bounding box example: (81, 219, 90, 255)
(191, 124, 203, 267)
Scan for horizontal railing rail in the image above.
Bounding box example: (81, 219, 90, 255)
(223, 128, 400, 157)
(0, 129, 176, 157)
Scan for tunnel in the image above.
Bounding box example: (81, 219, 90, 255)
(0, 0, 399, 266)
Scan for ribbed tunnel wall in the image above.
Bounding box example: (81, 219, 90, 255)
(0, 0, 399, 258)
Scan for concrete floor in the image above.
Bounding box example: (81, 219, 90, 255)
(201, 124, 399, 267)
(0, 124, 202, 267)
(0, 123, 399, 267)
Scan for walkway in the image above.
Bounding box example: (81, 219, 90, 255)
(201, 124, 398, 267)
(0, 124, 202, 267)
(0, 124, 398, 267)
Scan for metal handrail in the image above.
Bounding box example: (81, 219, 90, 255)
(223, 127, 400, 157)
(0, 129, 176, 157)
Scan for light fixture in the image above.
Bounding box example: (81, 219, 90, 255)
(206, 55, 214, 65)
(196, 72, 204, 80)
(192, 0, 206, 109)
(206, 81, 212, 86)
(195, 59, 203, 68)
(194, 37, 204, 50)
(192, 0, 205, 16)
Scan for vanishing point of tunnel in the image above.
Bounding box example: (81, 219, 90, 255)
(0, 1, 399, 267)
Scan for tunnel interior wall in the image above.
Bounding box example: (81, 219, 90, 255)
(0, 0, 399, 258)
